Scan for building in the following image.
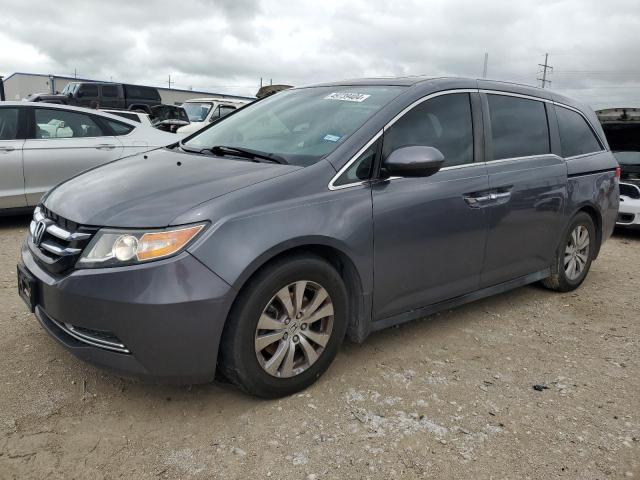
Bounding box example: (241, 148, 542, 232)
(1, 72, 253, 104)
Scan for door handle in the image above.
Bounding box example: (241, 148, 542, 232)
(95, 144, 117, 150)
(0, 146, 15, 153)
(463, 193, 492, 208)
(490, 191, 511, 201)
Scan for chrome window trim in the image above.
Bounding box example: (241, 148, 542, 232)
(385, 89, 478, 130)
(484, 153, 564, 165)
(481, 90, 606, 159)
(328, 89, 477, 190)
(479, 89, 552, 104)
(328, 130, 383, 191)
(328, 87, 600, 191)
(565, 151, 603, 161)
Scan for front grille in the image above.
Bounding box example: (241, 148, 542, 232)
(29, 206, 97, 274)
(617, 212, 635, 224)
(620, 182, 640, 200)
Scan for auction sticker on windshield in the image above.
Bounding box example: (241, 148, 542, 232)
(324, 92, 371, 102)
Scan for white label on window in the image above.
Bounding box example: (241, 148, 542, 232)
(323, 134, 341, 142)
(324, 92, 371, 102)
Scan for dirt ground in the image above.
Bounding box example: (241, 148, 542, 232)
(0, 214, 638, 480)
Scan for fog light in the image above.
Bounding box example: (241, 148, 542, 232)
(112, 235, 138, 261)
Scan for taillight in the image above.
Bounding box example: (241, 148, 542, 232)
(615, 167, 621, 181)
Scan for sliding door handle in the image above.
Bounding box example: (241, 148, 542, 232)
(490, 191, 511, 201)
(463, 193, 492, 208)
(0, 146, 16, 153)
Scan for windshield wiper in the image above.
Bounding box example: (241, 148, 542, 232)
(207, 145, 288, 164)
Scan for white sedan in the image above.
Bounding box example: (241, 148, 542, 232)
(0, 102, 178, 212)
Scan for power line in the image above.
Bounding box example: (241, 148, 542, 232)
(537, 53, 553, 88)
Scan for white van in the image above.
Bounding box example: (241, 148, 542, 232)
(177, 97, 251, 134)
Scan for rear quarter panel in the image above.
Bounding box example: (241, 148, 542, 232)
(565, 151, 619, 251)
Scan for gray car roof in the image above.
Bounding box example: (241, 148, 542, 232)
(301, 76, 589, 111)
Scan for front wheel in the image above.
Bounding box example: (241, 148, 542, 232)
(219, 254, 348, 398)
(542, 212, 596, 292)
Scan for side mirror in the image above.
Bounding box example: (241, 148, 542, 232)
(382, 146, 445, 178)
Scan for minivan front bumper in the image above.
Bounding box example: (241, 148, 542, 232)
(20, 243, 236, 384)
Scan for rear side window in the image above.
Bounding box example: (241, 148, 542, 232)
(78, 84, 98, 97)
(126, 86, 160, 101)
(105, 119, 134, 136)
(0, 108, 19, 140)
(102, 85, 119, 98)
(383, 93, 474, 167)
(556, 106, 602, 158)
(34, 108, 105, 138)
(487, 94, 550, 160)
(140, 87, 160, 100)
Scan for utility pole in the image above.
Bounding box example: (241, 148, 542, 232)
(168, 74, 173, 89)
(537, 53, 553, 88)
(482, 52, 489, 79)
(74, 68, 77, 79)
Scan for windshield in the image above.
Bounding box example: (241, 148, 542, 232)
(183, 102, 213, 122)
(614, 151, 640, 166)
(183, 86, 405, 167)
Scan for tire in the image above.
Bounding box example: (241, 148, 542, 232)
(219, 254, 348, 398)
(541, 212, 596, 292)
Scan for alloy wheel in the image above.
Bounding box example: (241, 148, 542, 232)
(564, 224, 590, 281)
(255, 281, 334, 378)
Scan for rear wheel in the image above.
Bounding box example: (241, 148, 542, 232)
(219, 254, 348, 398)
(542, 212, 596, 292)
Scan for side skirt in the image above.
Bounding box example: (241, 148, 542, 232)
(372, 268, 551, 332)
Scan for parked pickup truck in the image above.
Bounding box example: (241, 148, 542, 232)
(25, 82, 162, 114)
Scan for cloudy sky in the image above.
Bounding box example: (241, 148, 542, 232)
(1, 0, 639, 107)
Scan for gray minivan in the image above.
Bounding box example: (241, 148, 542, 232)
(18, 77, 619, 397)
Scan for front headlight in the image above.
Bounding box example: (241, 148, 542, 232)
(77, 223, 206, 268)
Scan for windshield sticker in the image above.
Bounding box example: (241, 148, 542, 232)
(323, 134, 341, 142)
(324, 92, 371, 102)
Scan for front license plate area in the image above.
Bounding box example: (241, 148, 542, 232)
(17, 264, 37, 312)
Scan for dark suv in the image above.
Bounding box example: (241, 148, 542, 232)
(26, 82, 161, 113)
(17, 77, 619, 397)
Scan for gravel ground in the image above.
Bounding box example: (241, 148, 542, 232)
(0, 214, 638, 479)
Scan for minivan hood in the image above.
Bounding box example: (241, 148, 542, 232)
(44, 148, 298, 227)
